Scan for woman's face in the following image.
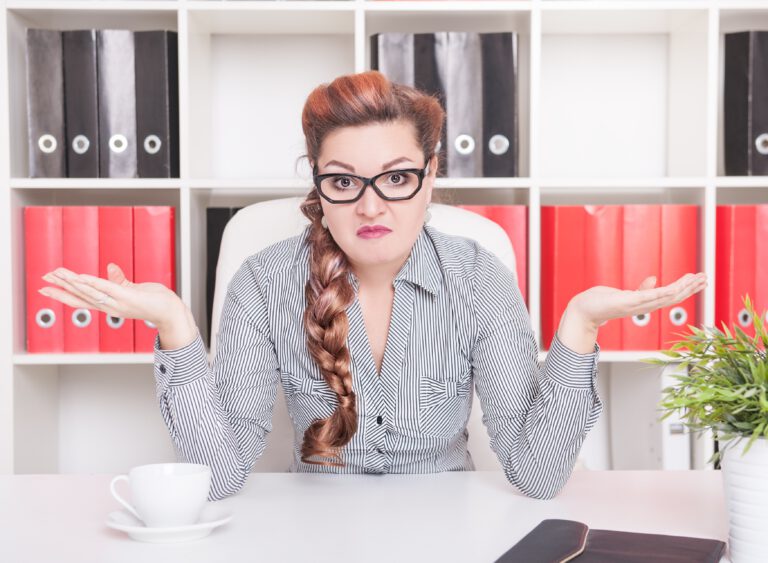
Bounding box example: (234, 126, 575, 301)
(314, 120, 437, 273)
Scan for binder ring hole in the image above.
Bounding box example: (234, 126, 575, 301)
(72, 135, 90, 155)
(36, 308, 56, 329)
(632, 312, 651, 327)
(109, 134, 128, 154)
(454, 134, 475, 156)
(488, 134, 510, 156)
(72, 308, 92, 328)
(144, 319, 157, 329)
(669, 306, 687, 327)
(738, 308, 752, 328)
(107, 316, 125, 329)
(756, 133, 768, 155)
(144, 135, 162, 155)
(38, 134, 57, 154)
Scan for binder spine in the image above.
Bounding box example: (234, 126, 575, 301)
(480, 32, 518, 177)
(97, 30, 138, 178)
(26, 29, 66, 178)
(63, 30, 99, 178)
(134, 31, 179, 178)
(441, 32, 483, 177)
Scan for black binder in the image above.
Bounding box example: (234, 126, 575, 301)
(97, 29, 138, 178)
(494, 519, 726, 563)
(134, 30, 179, 178)
(26, 29, 66, 178)
(206, 207, 243, 347)
(724, 31, 768, 176)
(63, 30, 99, 178)
(481, 32, 519, 178)
(414, 33, 448, 177)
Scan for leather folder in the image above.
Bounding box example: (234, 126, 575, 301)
(494, 518, 726, 563)
(134, 30, 179, 178)
(622, 205, 661, 350)
(724, 31, 768, 175)
(97, 29, 138, 178)
(99, 206, 134, 353)
(26, 29, 66, 178)
(63, 30, 99, 178)
(62, 206, 100, 352)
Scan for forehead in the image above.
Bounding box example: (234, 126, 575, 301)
(318, 120, 422, 172)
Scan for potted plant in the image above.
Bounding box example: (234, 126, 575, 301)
(642, 294, 768, 563)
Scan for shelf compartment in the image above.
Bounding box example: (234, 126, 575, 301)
(184, 6, 356, 180)
(5, 6, 179, 179)
(539, 7, 709, 178)
(10, 187, 182, 356)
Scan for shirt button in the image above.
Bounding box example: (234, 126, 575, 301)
(159, 365, 166, 374)
(376, 447, 383, 454)
(376, 415, 383, 425)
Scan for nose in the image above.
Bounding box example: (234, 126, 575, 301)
(355, 182, 387, 218)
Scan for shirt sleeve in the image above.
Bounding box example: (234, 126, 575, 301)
(153, 258, 280, 501)
(470, 247, 604, 500)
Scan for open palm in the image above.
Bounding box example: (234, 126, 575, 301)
(571, 272, 708, 327)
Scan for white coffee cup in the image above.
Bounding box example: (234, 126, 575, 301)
(109, 463, 211, 528)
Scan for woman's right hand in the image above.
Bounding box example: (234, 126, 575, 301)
(39, 263, 185, 330)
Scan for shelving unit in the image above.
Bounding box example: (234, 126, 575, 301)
(2, 0, 766, 476)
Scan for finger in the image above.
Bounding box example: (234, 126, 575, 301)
(107, 263, 131, 286)
(46, 270, 97, 304)
(636, 275, 657, 291)
(39, 285, 96, 310)
(635, 274, 706, 312)
(77, 273, 129, 300)
(68, 279, 117, 308)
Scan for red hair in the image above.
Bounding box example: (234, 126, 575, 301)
(297, 70, 445, 466)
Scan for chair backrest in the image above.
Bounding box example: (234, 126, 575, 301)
(210, 197, 517, 472)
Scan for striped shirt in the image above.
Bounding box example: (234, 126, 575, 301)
(154, 224, 603, 501)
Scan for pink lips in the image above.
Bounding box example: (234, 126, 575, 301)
(357, 225, 392, 239)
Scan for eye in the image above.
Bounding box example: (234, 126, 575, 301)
(332, 175, 356, 190)
(388, 172, 404, 184)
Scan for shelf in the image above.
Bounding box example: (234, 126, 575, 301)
(10, 178, 181, 190)
(13, 353, 154, 365)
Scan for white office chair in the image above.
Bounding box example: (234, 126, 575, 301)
(209, 197, 517, 472)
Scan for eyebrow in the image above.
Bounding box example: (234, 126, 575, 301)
(322, 156, 414, 173)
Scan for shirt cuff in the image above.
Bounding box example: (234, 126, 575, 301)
(153, 331, 209, 389)
(545, 332, 600, 389)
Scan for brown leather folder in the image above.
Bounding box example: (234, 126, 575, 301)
(494, 519, 727, 563)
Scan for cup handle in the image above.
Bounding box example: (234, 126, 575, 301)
(109, 475, 142, 522)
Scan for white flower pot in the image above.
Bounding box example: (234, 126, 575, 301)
(720, 436, 768, 563)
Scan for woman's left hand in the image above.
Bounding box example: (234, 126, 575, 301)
(569, 272, 708, 328)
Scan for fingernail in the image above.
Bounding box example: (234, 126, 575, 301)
(39, 288, 50, 296)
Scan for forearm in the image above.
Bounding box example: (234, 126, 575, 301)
(556, 302, 600, 355)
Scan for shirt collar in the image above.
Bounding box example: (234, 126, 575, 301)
(347, 225, 442, 297)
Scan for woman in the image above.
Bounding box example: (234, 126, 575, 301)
(39, 71, 707, 502)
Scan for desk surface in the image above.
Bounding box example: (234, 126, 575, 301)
(0, 470, 730, 563)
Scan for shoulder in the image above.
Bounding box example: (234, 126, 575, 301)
(230, 226, 310, 294)
(424, 224, 507, 288)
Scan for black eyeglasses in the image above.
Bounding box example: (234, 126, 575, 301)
(312, 162, 429, 204)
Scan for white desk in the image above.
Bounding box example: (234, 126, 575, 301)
(0, 470, 730, 563)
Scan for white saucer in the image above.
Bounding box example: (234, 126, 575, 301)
(106, 503, 233, 543)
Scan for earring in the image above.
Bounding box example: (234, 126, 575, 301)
(424, 206, 432, 224)
(321, 215, 328, 229)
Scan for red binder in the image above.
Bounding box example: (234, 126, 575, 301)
(660, 205, 700, 350)
(541, 206, 587, 350)
(716, 205, 756, 338)
(756, 205, 768, 327)
(584, 205, 623, 351)
(459, 205, 528, 304)
(622, 205, 661, 350)
(24, 206, 64, 353)
(62, 206, 100, 352)
(133, 206, 176, 352)
(99, 206, 134, 352)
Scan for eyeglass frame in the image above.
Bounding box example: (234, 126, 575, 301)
(312, 161, 430, 204)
